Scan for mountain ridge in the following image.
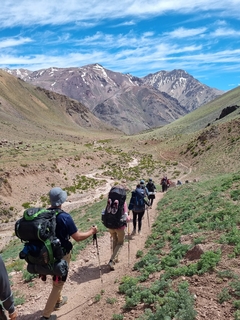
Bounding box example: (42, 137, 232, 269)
(4, 64, 224, 134)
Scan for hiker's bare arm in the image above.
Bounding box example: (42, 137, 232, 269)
(71, 226, 97, 242)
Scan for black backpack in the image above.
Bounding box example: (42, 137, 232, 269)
(102, 186, 126, 229)
(15, 207, 68, 279)
(146, 182, 155, 192)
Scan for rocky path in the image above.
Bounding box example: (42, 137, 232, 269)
(14, 191, 164, 320)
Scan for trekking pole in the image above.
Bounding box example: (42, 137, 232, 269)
(146, 205, 150, 229)
(92, 227, 103, 284)
(110, 235, 113, 254)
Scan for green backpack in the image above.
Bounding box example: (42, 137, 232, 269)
(15, 207, 68, 278)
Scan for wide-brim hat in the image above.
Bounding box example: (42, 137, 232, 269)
(49, 187, 67, 207)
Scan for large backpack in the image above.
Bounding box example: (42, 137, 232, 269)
(146, 182, 155, 192)
(128, 189, 146, 211)
(102, 186, 126, 229)
(15, 207, 68, 279)
(135, 190, 145, 207)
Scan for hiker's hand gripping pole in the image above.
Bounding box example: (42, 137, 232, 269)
(92, 225, 103, 283)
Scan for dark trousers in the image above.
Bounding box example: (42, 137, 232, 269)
(162, 183, 168, 192)
(148, 194, 155, 205)
(132, 210, 145, 232)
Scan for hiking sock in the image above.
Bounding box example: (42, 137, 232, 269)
(108, 259, 115, 270)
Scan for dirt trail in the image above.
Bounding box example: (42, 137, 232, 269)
(62, 171, 114, 212)
(15, 191, 164, 320)
(13, 160, 191, 319)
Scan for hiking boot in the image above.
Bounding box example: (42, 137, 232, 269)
(138, 230, 142, 235)
(131, 229, 136, 235)
(40, 315, 57, 320)
(108, 260, 115, 270)
(54, 296, 68, 310)
(39, 274, 47, 281)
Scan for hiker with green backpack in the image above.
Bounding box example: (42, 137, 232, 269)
(39, 187, 98, 320)
(16, 187, 97, 320)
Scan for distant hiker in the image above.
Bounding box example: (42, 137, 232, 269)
(177, 180, 182, 186)
(0, 255, 18, 320)
(128, 184, 150, 236)
(146, 178, 156, 207)
(101, 185, 130, 271)
(160, 176, 170, 192)
(140, 179, 149, 197)
(40, 187, 97, 320)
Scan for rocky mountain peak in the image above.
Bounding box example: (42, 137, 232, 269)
(143, 69, 223, 112)
(3, 65, 224, 134)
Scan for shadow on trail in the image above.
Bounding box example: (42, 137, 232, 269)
(57, 299, 92, 319)
(69, 263, 112, 284)
(17, 310, 42, 320)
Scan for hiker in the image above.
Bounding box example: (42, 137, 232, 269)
(129, 184, 150, 236)
(40, 187, 97, 320)
(177, 180, 182, 186)
(160, 176, 170, 192)
(146, 178, 156, 207)
(140, 179, 149, 197)
(102, 185, 130, 271)
(0, 255, 18, 320)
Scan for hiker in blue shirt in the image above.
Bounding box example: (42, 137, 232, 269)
(40, 187, 97, 320)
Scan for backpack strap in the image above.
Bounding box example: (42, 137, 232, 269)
(47, 208, 64, 215)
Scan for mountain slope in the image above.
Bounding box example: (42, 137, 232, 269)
(134, 86, 240, 181)
(92, 84, 186, 134)
(0, 70, 119, 142)
(154, 85, 240, 137)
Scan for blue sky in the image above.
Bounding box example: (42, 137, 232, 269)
(0, 1, 240, 91)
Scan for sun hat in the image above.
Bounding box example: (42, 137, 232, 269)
(49, 187, 67, 207)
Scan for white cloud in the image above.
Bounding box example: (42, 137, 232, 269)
(165, 27, 207, 38)
(0, 1, 239, 28)
(211, 27, 240, 37)
(0, 0, 239, 90)
(113, 20, 136, 27)
(0, 37, 33, 48)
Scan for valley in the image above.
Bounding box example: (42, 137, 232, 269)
(0, 69, 239, 320)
